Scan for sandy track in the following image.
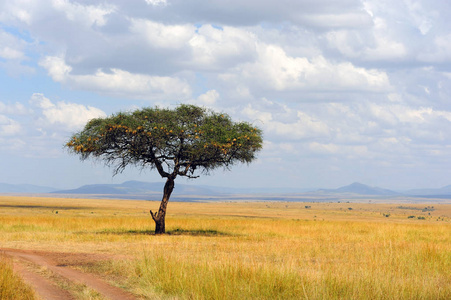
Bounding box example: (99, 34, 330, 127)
(12, 261, 74, 300)
(2, 248, 136, 300)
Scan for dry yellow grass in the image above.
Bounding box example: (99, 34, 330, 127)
(0, 255, 36, 300)
(0, 196, 450, 299)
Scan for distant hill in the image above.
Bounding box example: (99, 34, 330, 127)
(0, 180, 312, 197)
(319, 182, 399, 196)
(52, 180, 217, 196)
(405, 185, 451, 197)
(3, 180, 451, 200)
(0, 183, 57, 193)
(52, 180, 318, 196)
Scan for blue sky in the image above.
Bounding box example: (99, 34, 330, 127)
(0, 0, 450, 190)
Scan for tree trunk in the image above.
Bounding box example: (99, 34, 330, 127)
(150, 177, 175, 234)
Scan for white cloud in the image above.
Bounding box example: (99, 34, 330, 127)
(364, 18, 407, 60)
(0, 137, 25, 150)
(144, 0, 167, 6)
(367, 104, 451, 126)
(0, 28, 27, 63)
(128, 21, 257, 71)
(239, 98, 451, 164)
(355, 0, 451, 65)
(39, 56, 192, 100)
(308, 142, 339, 154)
(132, 0, 373, 29)
(0, 0, 115, 29)
(223, 44, 390, 92)
(299, 11, 373, 29)
(0, 102, 28, 115)
(0, 31, 24, 60)
(0, 115, 21, 136)
(51, 0, 116, 27)
(403, 0, 438, 35)
(419, 34, 451, 62)
(38, 56, 72, 82)
(306, 142, 371, 159)
(0, 28, 36, 76)
(130, 18, 195, 49)
(0, 1, 34, 24)
(3, 1, 393, 99)
(267, 110, 330, 140)
(242, 103, 330, 141)
(69, 68, 191, 100)
(196, 90, 219, 106)
(326, 19, 407, 61)
(242, 104, 273, 124)
(187, 24, 257, 70)
(29, 93, 106, 131)
(29, 94, 54, 110)
(0, 93, 107, 158)
(0, 47, 22, 60)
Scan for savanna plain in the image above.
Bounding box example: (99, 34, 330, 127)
(0, 195, 450, 299)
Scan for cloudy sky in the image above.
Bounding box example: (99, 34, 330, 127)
(1, 0, 450, 190)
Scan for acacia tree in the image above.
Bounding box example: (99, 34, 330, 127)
(65, 104, 263, 234)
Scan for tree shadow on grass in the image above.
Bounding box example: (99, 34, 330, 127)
(94, 229, 153, 235)
(94, 228, 232, 237)
(166, 228, 232, 237)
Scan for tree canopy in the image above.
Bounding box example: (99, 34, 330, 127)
(65, 104, 263, 233)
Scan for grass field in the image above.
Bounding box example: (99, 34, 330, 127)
(0, 254, 36, 300)
(0, 196, 450, 299)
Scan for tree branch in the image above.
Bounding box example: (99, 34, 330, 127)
(150, 210, 158, 221)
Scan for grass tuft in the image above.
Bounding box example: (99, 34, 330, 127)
(0, 255, 36, 300)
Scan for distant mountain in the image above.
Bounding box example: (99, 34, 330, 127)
(52, 180, 217, 196)
(52, 180, 316, 196)
(405, 184, 451, 196)
(196, 185, 315, 194)
(53, 184, 130, 195)
(0, 183, 57, 193)
(4, 180, 450, 200)
(319, 182, 399, 196)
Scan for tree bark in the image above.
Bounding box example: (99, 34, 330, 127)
(150, 177, 175, 234)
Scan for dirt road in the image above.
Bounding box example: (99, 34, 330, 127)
(2, 248, 137, 300)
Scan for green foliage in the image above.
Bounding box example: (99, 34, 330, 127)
(65, 104, 263, 179)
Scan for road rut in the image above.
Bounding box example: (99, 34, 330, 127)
(2, 248, 136, 300)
